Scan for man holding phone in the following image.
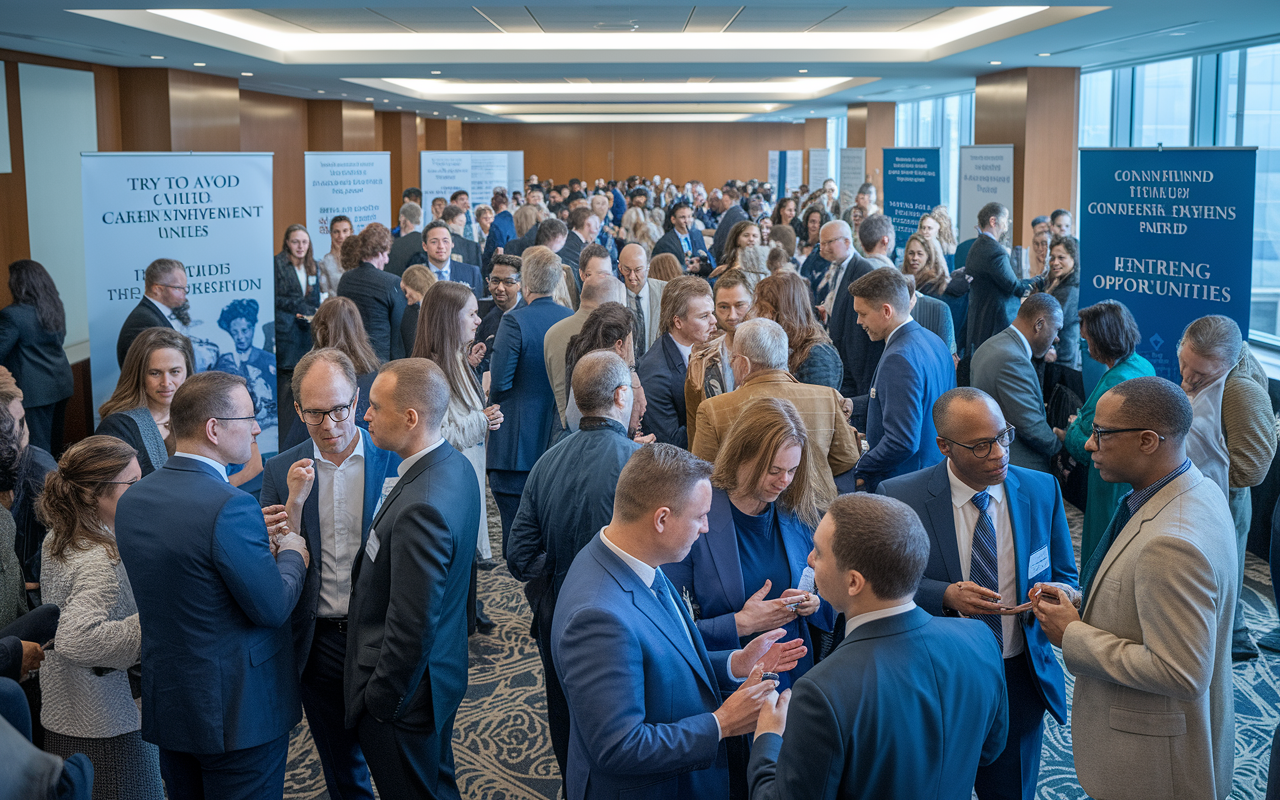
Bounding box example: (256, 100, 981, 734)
(653, 202, 714, 277)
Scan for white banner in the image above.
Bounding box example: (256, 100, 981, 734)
(768, 150, 805, 194)
(81, 152, 278, 450)
(958, 144, 1014, 238)
(304, 151, 391, 258)
(839, 147, 867, 208)
(808, 148, 830, 187)
(420, 151, 523, 203)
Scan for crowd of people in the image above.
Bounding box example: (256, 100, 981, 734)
(0, 171, 1272, 800)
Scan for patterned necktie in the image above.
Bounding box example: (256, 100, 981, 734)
(463, 211, 474, 240)
(433, 267, 445, 282)
(969, 491, 1004, 651)
(632, 292, 647, 360)
(652, 570, 693, 648)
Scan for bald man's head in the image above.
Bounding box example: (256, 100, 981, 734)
(618, 243, 650, 293)
(580, 274, 626, 309)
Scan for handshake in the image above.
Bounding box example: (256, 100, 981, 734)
(262, 502, 310, 568)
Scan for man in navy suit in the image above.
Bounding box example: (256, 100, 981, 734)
(637, 275, 715, 447)
(748, 493, 1008, 800)
(487, 246, 573, 551)
(116, 257, 185, 366)
(553, 444, 807, 800)
(481, 195, 517, 276)
(260, 348, 401, 800)
(711, 187, 748, 264)
(346, 358, 480, 799)
(851, 268, 955, 491)
(878, 388, 1078, 800)
(819, 220, 883, 424)
(116, 370, 310, 799)
(440, 205, 484, 268)
(652, 202, 713, 278)
(407, 221, 483, 300)
(559, 207, 599, 275)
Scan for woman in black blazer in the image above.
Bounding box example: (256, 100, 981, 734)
(274, 225, 321, 410)
(0, 261, 74, 454)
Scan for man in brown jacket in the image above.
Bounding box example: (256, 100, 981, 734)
(692, 318, 858, 498)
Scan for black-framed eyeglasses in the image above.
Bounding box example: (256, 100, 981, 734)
(298, 393, 358, 426)
(487, 276, 520, 286)
(1090, 424, 1165, 442)
(158, 284, 188, 293)
(942, 425, 1016, 459)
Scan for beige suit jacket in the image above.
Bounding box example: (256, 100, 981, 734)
(544, 307, 591, 426)
(691, 369, 859, 499)
(1062, 463, 1235, 800)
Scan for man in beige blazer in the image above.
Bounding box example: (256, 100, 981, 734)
(543, 274, 625, 426)
(1033, 376, 1235, 800)
(692, 318, 859, 499)
(618, 243, 665, 361)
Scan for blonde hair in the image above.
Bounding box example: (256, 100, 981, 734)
(401, 264, 437, 298)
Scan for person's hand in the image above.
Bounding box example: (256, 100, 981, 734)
(275, 531, 311, 568)
(780, 588, 819, 617)
(1053, 426, 1066, 442)
(20, 641, 44, 681)
(495, 247, 505, 256)
(756, 687, 791, 738)
(713, 662, 778, 738)
(633, 432, 656, 444)
(1030, 583, 1080, 648)
(286, 458, 315, 511)
(467, 341, 487, 368)
(943, 580, 1004, 616)
(1067, 414, 1078, 425)
(1044, 346, 1057, 363)
(262, 504, 290, 541)
(839, 396, 853, 420)
(735, 580, 798, 636)
(484, 404, 504, 431)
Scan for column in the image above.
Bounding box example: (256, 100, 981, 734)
(846, 101, 895, 201)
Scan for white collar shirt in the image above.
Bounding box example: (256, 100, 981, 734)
(1008, 325, 1033, 360)
(844, 601, 917, 638)
(884, 315, 915, 347)
(627, 282, 654, 345)
(946, 461, 1023, 657)
(173, 451, 227, 482)
(146, 294, 175, 322)
(313, 435, 366, 617)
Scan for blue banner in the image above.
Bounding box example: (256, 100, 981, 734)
(883, 148, 941, 246)
(1078, 148, 1257, 382)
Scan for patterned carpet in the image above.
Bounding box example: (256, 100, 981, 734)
(283, 495, 1280, 800)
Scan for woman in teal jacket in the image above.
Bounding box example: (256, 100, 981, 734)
(1054, 299, 1154, 565)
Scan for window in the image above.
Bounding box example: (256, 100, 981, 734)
(1133, 58, 1193, 146)
(1080, 70, 1112, 147)
(890, 91, 974, 210)
(1241, 44, 1280, 337)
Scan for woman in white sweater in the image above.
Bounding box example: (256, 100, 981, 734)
(38, 435, 163, 800)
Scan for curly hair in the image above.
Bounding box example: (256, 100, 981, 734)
(217, 298, 259, 333)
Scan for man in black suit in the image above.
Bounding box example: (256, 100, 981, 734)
(386, 202, 424, 277)
(965, 202, 1036, 358)
(346, 358, 480, 799)
(475, 256, 524, 375)
(637, 275, 715, 448)
(652, 201, 713, 278)
(116, 258, 187, 366)
(406, 221, 484, 300)
(439, 205, 483, 269)
(821, 219, 883, 421)
(559, 207, 598, 275)
(508, 218, 568, 260)
(711, 187, 748, 264)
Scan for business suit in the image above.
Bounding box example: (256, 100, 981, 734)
(273, 252, 321, 371)
(260, 430, 400, 800)
(553, 533, 743, 800)
(387, 231, 423, 277)
(337, 263, 407, 362)
(711, 203, 748, 263)
(116, 297, 172, 367)
(481, 210, 517, 275)
(626, 278, 666, 355)
(913, 293, 956, 355)
(964, 234, 1034, 357)
(0, 303, 73, 453)
(879, 462, 1078, 800)
(406, 254, 485, 301)
(855, 320, 954, 491)
(1062, 464, 1236, 800)
(652, 227, 711, 270)
(115, 456, 306, 798)
(825, 252, 885, 402)
(450, 233, 483, 272)
(505, 224, 539, 258)
(544, 308, 591, 426)
(559, 231, 590, 271)
(747, 607, 1008, 800)
(345, 441, 480, 800)
(637, 333, 689, 447)
(970, 327, 1062, 473)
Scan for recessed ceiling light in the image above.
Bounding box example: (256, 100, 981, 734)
(366, 97, 374, 101)
(241, 72, 252, 76)
(396, 106, 402, 109)
(798, 69, 808, 73)
(989, 61, 1002, 65)
(192, 62, 205, 67)
(382, 99, 389, 102)
(1169, 31, 1186, 35)
(1038, 52, 1051, 57)
(431, 70, 441, 75)
(432, 111, 439, 115)
(150, 55, 164, 59)
(341, 93, 347, 96)
(317, 89, 324, 94)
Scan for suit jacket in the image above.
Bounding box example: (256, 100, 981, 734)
(487, 296, 574, 472)
(115, 456, 306, 754)
(506, 224, 539, 257)
(544, 308, 591, 425)
(637, 333, 689, 447)
(0, 304, 73, 407)
(482, 210, 517, 275)
(855, 321, 955, 491)
(260, 429, 401, 674)
(964, 234, 1033, 356)
(559, 231, 590, 271)
(970, 326, 1062, 472)
(401, 302, 420, 356)
(386, 230, 423, 277)
(826, 252, 885, 398)
(692, 370, 859, 500)
(747, 607, 1008, 800)
(628, 278, 667, 353)
(344, 441, 480, 732)
(273, 251, 321, 370)
(337, 262, 407, 362)
(711, 203, 748, 263)
(913, 293, 956, 355)
(116, 297, 172, 367)
(652, 228, 711, 270)
(553, 533, 740, 800)
(878, 461, 1078, 724)
(405, 253, 485, 301)
(1062, 464, 1236, 800)
(451, 232, 483, 271)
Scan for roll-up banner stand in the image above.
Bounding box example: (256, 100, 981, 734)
(808, 148, 830, 188)
(883, 148, 942, 257)
(839, 148, 867, 210)
(82, 151, 278, 455)
(420, 151, 524, 202)
(958, 145, 1014, 245)
(304, 151, 391, 258)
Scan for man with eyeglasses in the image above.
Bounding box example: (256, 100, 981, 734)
(474, 255, 525, 376)
(116, 370, 311, 799)
(116, 258, 190, 366)
(879, 387, 1076, 800)
(1032, 376, 1236, 800)
(820, 218, 884, 428)
(259, 348, 400, 800)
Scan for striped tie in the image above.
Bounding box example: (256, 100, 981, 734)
(969, 491, 1003, 651)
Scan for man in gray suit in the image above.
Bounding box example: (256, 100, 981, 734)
(970, 293, 1063, 472)
(618, 244, 665, 361)
(1033, 376, 1236, 800)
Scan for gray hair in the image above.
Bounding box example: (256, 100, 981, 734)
(144, 258, 184, 288)
(734, 318, 789, 371)
(1180, 314, 1242, 368)
(520, 245, 564, 295)
(573, 350, 631, 416)
(399, 201, 422, 226)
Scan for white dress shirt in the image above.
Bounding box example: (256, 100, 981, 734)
(946, 461, 1024, 657)
(172, 451, 227, 482)
(628, 283, 654, 346)
(428, 259, 451, 283)
(1007, 325, 1033, 360)
(821, 252, 855, 317)
(883, 314, 915, 348)
(844, 600, 917, 637)
(145, 294, 174, 322)
(673, 337, 693, 367)
(294, 264, 308, 295)
(314, 436, 365, 617)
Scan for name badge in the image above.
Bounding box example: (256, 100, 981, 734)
(365, 528, 381, 563)
(1028, 545, 1050, 578)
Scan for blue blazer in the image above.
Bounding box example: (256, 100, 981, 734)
(260, 428, 401, 674)
(0, 303, 73, 407)
(115, 456, 306, 754)
(482, 209, 518, 274)
(405, 253, 484, 301)
(664, 489, 833, 687)
(553, 534, 740, 800)
(877, 461, 1078, 724)
(487, 296, 573, 472)
(637, 333, 689, 448)
(747, 607, 1008, 800)
(652, 228, 712, 273)
(854, 320, 954, 491)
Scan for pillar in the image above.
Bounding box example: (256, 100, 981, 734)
(307, 99, 375, 152)
(118, 68, 240, 151)
(846, 102, 895, 201)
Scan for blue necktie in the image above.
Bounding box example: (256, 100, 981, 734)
(463, 211, 474, 240)
(433, 267, 446, 282)
(652, 570, 693, 648)
(969, 491, 1003, 651)
(680, 234, 691, 254)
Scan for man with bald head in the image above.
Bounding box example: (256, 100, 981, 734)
(819, 219, 884, 421)
(545, 273, 627, 426)
(879, 387, 1076, 800)
(619, 243, 666, 361)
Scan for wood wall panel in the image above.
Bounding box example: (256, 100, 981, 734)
(118, 68, 172, 151)
(239, 89, 308, 245)
(0, 61, 29, 303)
(341, 102, 375, 151)
(865, 103, 896, 200)
(92, 65, 121, 152)
(381, 112, 419, 210)
(445, 118, 462, 151)
(373, 111, 384, 152)
(421, 118, 449, 151)
(169, 70, 239, 151)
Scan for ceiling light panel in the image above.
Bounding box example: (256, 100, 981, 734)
(346, 76, 871, 103)
(506, 114, 754, 123)
(523, 6, 690, 34)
